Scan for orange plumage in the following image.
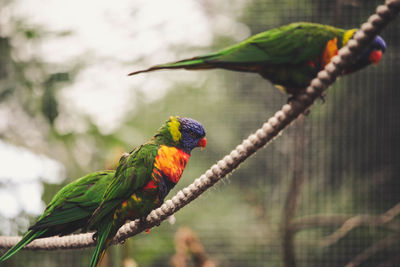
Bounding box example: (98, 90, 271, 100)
(153, 145, 190, 183)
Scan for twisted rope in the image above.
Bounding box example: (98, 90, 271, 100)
(1, 0, 399, 251)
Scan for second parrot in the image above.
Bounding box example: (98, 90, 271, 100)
(129, 22, 386, 96)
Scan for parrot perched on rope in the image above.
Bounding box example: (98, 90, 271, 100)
(87, 116, 206, 267)
(0, 170, 116, 262)
(128, 22, 386, 96)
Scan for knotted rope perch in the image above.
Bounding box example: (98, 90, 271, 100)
(1, 0, 399, 251)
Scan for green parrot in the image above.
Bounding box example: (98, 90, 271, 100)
(87, 116, 207, 267)
(129, 22, 386, 96)
(0, 170, 116, 262)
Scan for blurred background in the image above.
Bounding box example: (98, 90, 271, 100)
(0, 0, 399, 266)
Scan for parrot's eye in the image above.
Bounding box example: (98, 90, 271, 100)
(189, 131, 197, 138)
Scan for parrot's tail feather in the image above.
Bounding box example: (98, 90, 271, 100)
(128, 58, 266, 76)
(128, 57, 215, 76)
(0, 229, 47, 262)
(90, 223, 114, 267)
(90, 248, 107, 267)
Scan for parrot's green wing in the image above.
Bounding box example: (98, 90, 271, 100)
(30, 171, 115, 234)
(87, 144, 158, 229)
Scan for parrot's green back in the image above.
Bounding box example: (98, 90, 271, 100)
(160, 23, 344, 66)
(0, 170, 115, 262)
(211, 23, 344, 64)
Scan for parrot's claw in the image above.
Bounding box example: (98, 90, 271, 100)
(303, 108, 311, 116)
(302, 92, 325, 115)
(319, 92, 326, 103)
(287, 95, 296, 104)
(137, 217, 153, 234)
(138, 217, 148, 228)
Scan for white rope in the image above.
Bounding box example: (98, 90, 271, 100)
(1, 0, 399, 251)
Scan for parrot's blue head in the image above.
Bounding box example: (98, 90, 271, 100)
(162, 116, 206, 154)
(177, 117, 206, 154)
(344, 35, 386, 74)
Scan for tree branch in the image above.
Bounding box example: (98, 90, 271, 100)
(291, 202, 400, 247)
(344, 233, 400, 267)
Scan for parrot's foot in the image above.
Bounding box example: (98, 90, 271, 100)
(287, 95, 296, 104)
(286, 90, 326, 115)
(319, 92, 326, 103)
(137, 217, 153, 234)
(302, 93, 325, 115)
(303, 93, 326, 115)
(287, 92, 305, 104)
(137, 216, 150, 229)
(287, 94, 310, 115)
(92, 232, 98, 241)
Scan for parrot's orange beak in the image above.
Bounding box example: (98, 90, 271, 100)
(197, 137, 207, 150)
(369, 50, 383, 65)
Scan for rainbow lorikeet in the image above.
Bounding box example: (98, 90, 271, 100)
(129, 22, 386, 96)
(87, 116, 206, 267)
(0, 170, 116, 262)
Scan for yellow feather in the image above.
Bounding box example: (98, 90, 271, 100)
(131, 194, 140, 202)
(275, 84, 287, 94)
(343, 29, 357, 46)
(168, 116, 181, 143)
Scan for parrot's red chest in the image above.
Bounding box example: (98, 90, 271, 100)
(153, 145, 190, 183)
(144, 145, 190, 190)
